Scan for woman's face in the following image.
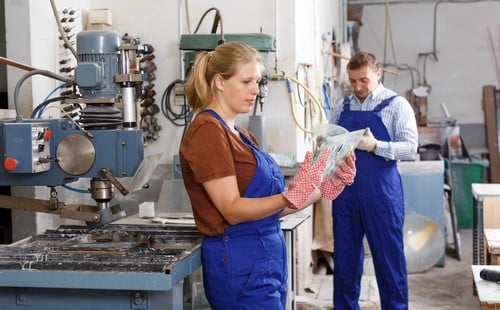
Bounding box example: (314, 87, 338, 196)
(218, 60, 261, 115)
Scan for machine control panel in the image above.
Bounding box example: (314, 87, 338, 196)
(2, 122, 52, 173)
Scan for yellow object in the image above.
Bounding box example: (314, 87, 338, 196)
(271, 73, 327, 134)
(408, 221, 438, 252)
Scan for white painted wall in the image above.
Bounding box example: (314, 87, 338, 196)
(5, 0, 90, 116)
(356, 2, 500, 125)
(90, 0, 344, 163)
(3, 1, 344, 293)
(5, 0, 92, 240)
(5, 0, 344, 165)
(6, 2, 499, 154)
(4, 0, 343, 242)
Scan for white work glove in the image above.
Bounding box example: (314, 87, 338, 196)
(282, 148, 330, 209)
(357, 127, 377, 152)
(320, 151, 356, 200)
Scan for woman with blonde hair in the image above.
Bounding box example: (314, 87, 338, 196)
(179, 41, 355, 309)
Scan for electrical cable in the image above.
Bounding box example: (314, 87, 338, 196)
(421, 0, 495, 64)
(44, 83, 68, 101)
(161, 79, 193, 130)
(184, 0, 192, 34)
(13, 69, 74, 121)
(193, 7, 225, 44)
(382, 63, 421, 89)
(252, 95, 259, 116)
(36, 83, 68, 118)
(62, 183, 90, 194)
(167, 5, 223, 135)
(31, 96, 71, 119)
(381, 0, 399, 85)
(431, 0, 444, 61)
(384, 0, 398, 65)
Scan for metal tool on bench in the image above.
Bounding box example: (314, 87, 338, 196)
(0, 224, 201, 273)
(480, 268, 500, 283)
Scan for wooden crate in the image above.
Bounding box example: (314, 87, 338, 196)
(483, 197, 500, 264)
(484, 229, 500, 265)
(481, 302, 500, 310)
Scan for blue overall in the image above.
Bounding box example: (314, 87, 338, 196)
(201, 110, 288, 310)
(333, 96, 408, 310)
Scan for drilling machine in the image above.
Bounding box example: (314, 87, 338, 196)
(0, 30, 150, 229)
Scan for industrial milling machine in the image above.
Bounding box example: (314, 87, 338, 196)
(0, 29, 201, 309)
(0, 29, 147, 228)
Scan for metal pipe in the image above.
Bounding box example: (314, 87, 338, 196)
(274, 0, 279, 73)
(178, 0, 185, 79)
(0, 56, 36, 72)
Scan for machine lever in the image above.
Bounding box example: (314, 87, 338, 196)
(0, 194, 101, 223)
(100, 168, 129, 196)
(49, 187, 59, 210)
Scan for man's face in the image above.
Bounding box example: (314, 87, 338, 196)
(348, 65, 381, 102)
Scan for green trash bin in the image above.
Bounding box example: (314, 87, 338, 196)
(449, 159, 489, 228)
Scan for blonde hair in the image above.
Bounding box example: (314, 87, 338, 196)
(184, 41, 263, 112)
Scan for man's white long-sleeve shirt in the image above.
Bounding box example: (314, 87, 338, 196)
(329, 84, 418, 161)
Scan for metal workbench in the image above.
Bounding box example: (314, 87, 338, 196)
(0, 221, 202, 309)
(0, 199, 310, 310)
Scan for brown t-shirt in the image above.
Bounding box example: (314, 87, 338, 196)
(179, 113, 258, 236)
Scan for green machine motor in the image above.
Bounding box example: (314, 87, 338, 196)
(179, 33, 276, 76)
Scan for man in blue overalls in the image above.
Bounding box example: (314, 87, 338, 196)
(328, 52, 418, 309)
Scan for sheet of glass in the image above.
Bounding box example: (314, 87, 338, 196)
(313, 125, 364, 181)
(126, 153, 163, 192)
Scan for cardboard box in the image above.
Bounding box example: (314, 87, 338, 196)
(88, 9, 112, 26)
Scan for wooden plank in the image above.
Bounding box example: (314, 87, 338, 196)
(481, 302, 500, 310)
(484, 197, 500, 229)
(484, 200, 500, 264)
(482, 86, 500, 182)
(484, 228, 500, 265)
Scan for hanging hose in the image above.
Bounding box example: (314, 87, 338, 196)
(62, 184, 90, 194)
(271, 73, 327, 134)
(31, 96, 72, 119)
(13, 69, 74, 121)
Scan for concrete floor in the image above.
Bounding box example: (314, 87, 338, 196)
(297, 228, 480, 310)
(407, 228, 479, 310)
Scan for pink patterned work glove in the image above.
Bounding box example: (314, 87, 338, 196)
(282, 148, 331, 209)
(320, 151, 356, 200)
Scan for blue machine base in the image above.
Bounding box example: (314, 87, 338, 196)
(0, 284, 183, 309)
